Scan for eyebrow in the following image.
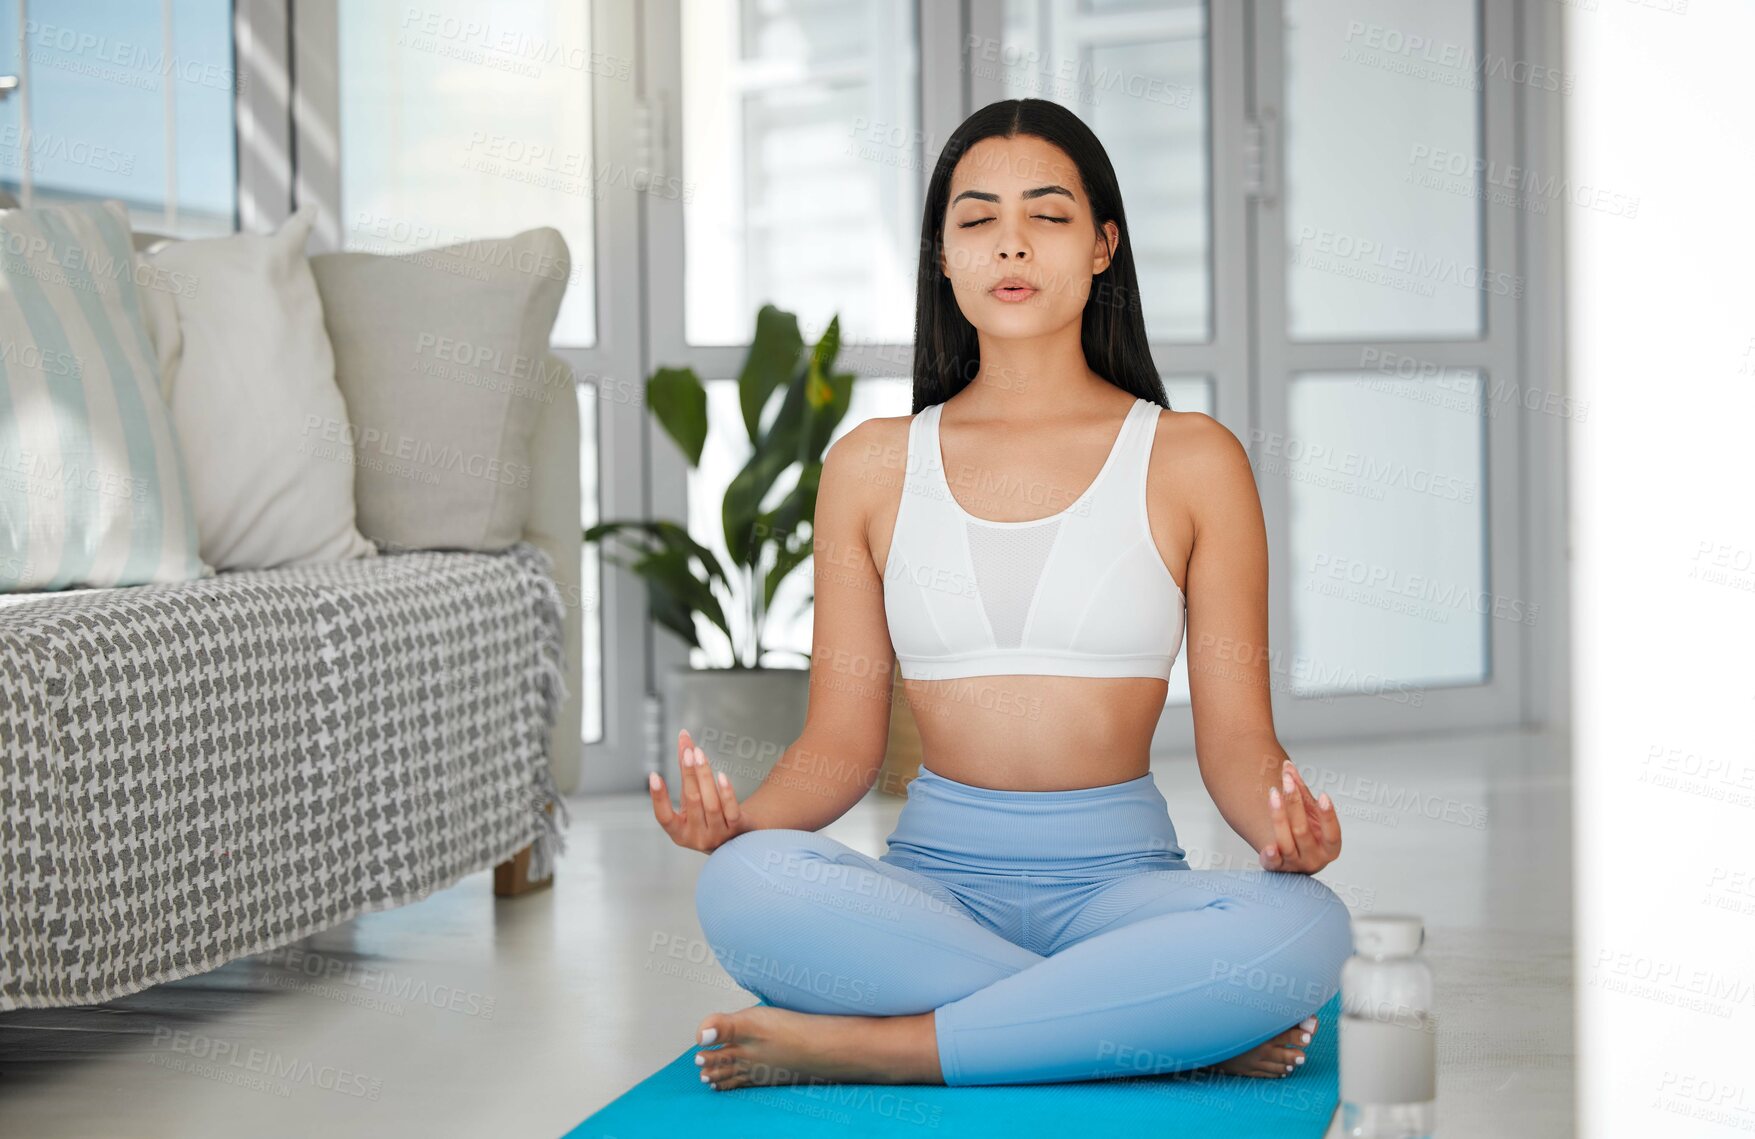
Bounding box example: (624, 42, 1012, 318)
(949, 184, 1076, 206)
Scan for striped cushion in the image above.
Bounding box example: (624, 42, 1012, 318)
(0, 200, 207, 591)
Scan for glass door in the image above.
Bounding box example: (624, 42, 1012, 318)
(1250, 0, 1530, 736)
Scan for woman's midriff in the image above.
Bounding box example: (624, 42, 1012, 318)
(897, 673, 1170, 791)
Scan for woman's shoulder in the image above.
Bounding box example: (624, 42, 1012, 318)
(823, 412, 915, 468)
(1145, 403, 1234, 449)
(1144, 405, 1254, 482)
(820, 413, 916, 504)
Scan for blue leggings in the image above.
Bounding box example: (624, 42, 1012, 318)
(693, 764, 1354, 1087)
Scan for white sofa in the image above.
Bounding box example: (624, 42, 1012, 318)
(0, 228, 583, 1012)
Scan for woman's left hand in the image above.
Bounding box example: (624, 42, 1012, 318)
(1260, 759, 1342, 874)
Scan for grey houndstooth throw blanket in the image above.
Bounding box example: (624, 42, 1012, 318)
(0, 543, 569, 1011)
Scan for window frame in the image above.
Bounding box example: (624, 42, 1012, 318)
(1248, 0, 1538, 739)
(257, 0, 1566, 790)
(644, 0, 1564, 774)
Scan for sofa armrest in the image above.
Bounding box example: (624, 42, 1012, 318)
(522, 353, 583, 793)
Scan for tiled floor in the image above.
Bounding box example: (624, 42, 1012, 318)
(0, 725, 1573, 1138)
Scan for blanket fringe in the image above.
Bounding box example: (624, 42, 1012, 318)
(510, 542, 573, 884)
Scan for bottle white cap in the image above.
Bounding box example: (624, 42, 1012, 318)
(1352, 914, 1425, 956)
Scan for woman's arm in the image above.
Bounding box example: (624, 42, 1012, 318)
(734, 416, 903, 833)
(1172, 414, 1340, 873)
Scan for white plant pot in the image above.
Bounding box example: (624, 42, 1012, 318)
(661, 665, 811, 802)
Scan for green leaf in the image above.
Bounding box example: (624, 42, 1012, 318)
(805, 314, 842, 390)
(762, 524, 816, 613)
(645, 573, 703, 650)
(760, 466, 821, 560)
(634, 545, 733, 648)
(585, 519, 740, 653)
(727, 322, 857, 581)
(736, 305, 804, 445)
(586, 519, 735, 591)
(647, 366, 710, 467)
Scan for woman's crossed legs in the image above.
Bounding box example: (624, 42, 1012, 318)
(692, 827, 1352, 1088)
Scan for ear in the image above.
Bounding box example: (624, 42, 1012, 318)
(1092, 220, 1119, 276)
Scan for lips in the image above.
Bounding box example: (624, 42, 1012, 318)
(990, 277, 1037, 302)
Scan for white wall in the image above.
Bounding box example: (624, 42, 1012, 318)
(1568, 2, 1755, 1134)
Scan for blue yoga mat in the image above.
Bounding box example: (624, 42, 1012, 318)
(567, 992, 1341, 1138)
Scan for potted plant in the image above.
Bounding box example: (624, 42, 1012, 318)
(585, 304, 858, 798)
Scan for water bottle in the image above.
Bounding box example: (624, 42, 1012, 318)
(1340, 914, 1436, 1138)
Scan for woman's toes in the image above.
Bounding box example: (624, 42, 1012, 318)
(695, 1011, 739, 1088)
(1268, 1043, 1311, 1075)
(708, 1054, 751, 1090)
(700, 1052, 740, 1089)
(1240, 1045, 1296, 1079)
(1278, 1022, 1313, 1046)
(696, 1013, 736, 1048)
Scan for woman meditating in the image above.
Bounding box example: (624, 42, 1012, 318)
(649, 98, 1352, 1091)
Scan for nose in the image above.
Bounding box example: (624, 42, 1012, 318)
(991, 211, 1030, 263)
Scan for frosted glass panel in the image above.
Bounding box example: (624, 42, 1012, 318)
(1286, 371, 1488, 695)
(1283, 0, 1482, 338)
(1163, 375, 1212, 417)
(1000, 0, 1210, 342)
(683, 0, 918, 346)
(339, 1, 595, 345)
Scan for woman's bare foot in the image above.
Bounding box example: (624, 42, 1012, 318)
(695, 1005, 943, 1090)
(1201, 1014, 1319, 1079)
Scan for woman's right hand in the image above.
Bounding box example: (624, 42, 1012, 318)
(649, 728, 752, 853)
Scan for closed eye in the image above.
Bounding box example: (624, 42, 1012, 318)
(956, 216, 1072, 228)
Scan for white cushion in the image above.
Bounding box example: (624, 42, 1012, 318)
(130, 229, 183, 400)
(308, 227, 571, 552)
(144, 207, 376, 569)
(0, 200, 208, 591)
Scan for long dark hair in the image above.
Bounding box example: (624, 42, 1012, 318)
(910, 98, 1166, 414)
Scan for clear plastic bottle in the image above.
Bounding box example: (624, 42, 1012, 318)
(1340, 914, 1437, 1138)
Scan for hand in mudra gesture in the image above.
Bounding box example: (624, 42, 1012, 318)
(1260, 759, 1342, 874)
(649, 729, 752, 853)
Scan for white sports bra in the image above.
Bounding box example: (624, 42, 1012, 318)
(882, 396, 1187, 682)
